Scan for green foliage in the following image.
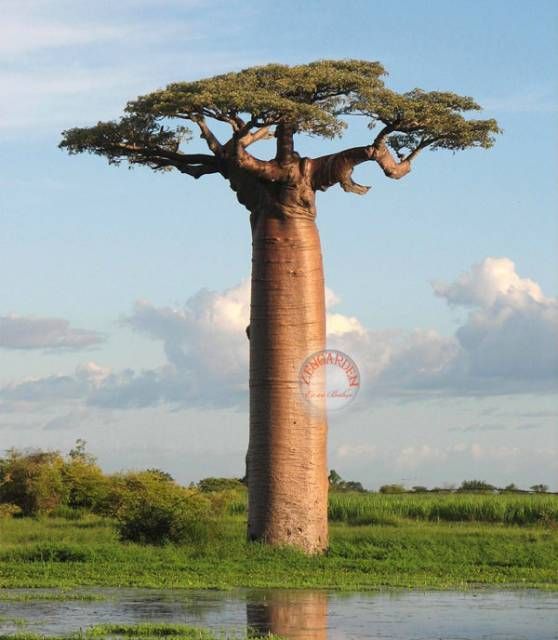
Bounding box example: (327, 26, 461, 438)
(459, 479, 497, 492)
(197, 477, 244, 492)
(0, 449, 68, 516)
(328, 469, 365, 492)
(379, 484, 406, 494)
(112, 472, 214, 545)
(60, 115, 190, 169)
(0, 503, 21, 518)
(358, 88, 500, 153)
(0, 443, 109, 517)
(63, 456, 109, 511)
(59, 59, 499, 169)
(531, 484, 549, 493)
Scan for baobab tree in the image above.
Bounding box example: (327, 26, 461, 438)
(60, 60, 499, 553)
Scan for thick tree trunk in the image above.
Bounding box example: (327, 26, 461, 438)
(247, 212, 328, 553)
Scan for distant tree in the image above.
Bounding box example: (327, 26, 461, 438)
(530, 484, 549, 493)
(502, 483, 520, 492)
(379, 484, 406, 494)
(328, 469, 343, 488)
(198, 477, 245, 492)
(343, 481, 366, 493)
(459, 480, 496, 492)
(412, 486, 429, 493)
(328, 470, 365, 492)
(68, 438, 95, 463)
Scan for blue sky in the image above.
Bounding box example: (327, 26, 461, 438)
(0, 0, 557, 489)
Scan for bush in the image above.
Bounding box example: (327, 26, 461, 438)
(0, 449, 68, 516)
(62, 457, 110, 511)
(0, 503, 22, 518)
(113, 472, 214, 545)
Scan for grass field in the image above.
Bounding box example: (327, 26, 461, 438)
(327, 491, 558, 525)
(1, 492, 557, 591)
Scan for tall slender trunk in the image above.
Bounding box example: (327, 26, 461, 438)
(246, 212, 328, 553)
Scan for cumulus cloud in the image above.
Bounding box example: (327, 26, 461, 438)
(434, 257, 558, 384)
(0, 315, 104, 350)
(1, 257, 556, 412)
(335, 257, 558, 397)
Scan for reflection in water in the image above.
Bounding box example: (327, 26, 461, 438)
(247, 590, 327, 639)
(0, 587, 557, 639)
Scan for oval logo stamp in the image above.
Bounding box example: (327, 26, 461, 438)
(298, 349, 360, 412)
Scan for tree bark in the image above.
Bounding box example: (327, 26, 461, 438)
(246, 209, 328, 553)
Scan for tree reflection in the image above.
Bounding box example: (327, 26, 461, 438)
(246, 589, 327, 639)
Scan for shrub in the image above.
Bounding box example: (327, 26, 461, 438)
(0, 503, 22, 518)
(113, 472, 214, 545)
(62, 457, 110, 511)
(0, 449, 68, 516)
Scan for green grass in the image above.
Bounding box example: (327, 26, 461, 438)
(0, 510, 556, 590)
(328, 491, 558, 525)
(0, 623, 281, 639)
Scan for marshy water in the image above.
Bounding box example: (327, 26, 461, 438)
(0, 588, 556, 639)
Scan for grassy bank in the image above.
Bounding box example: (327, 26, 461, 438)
(1, 512, 556, 591)
(0, 623, 281, 640)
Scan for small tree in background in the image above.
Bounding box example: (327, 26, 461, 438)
(530, 484, 549, 493)
(63, 440, 110, 511)
(0, 449, 67, 516)
(459, 480, 496, 492)
(379, 484, 406, 494)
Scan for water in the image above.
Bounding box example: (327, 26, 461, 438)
(0, 588, 556, 639)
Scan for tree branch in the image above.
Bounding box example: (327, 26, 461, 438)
(240, 127, 274, 148)
(143, 157, 219, 178)
(232, 144, 285, 182)
(192, 117, 223, 157)
(371, 142, 411, 179)
(115, 143, 216, 166)
(311, 146, 373, 193)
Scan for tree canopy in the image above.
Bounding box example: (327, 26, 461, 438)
(60, 59, 500, 194)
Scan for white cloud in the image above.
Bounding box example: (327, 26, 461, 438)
(1, 257, 556, 413)
(434, 257, 558, 383)
(433, 257, 546, 308)
(0, 315, 104, 350)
